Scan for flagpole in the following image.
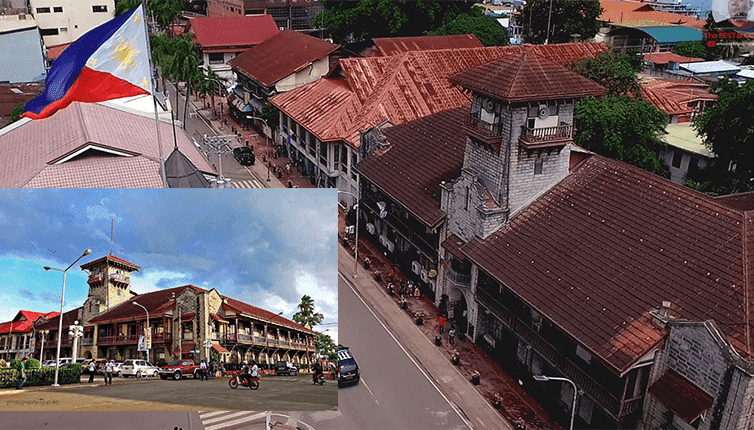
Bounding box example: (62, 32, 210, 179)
(140, 2, 168, 188)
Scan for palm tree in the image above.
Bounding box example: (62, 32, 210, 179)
(193, 68, 228, 118)
(161, 34, 200, 129)
(293, 295, 324, 329)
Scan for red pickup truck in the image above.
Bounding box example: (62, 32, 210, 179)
(158, 359, 203, 380)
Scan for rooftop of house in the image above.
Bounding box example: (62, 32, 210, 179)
(270, 43, 609, 148)
(0, 311, 59, 334)
(641, 78, 717, 117)
(357, 106, 470, 228)
(0, 102, 215, 188)
(189, 15, 278, 50)
(600, 0, 706, 29)
(370, 34, 483, 57)
(644, 52, 704, 65)
(36, 307, 82, 331)
(663, 123, 715, 158)
(228, 29, 340, 88)
(80, 254, 140, 271)
(680, 60, 741, 75)
(460, 155, 754, 374)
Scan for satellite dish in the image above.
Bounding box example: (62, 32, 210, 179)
(483, 99, 495, 113)
(538, 105, 550, 119)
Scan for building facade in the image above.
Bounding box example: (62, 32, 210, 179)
(29, 0, 114, 46)
(206, 0, 321, 30)
(0, 310, 59, 361)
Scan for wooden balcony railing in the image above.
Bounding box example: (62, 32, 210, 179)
(520, 124, 574, 148)
(477, 288, 639, 419)
(463, 112, 503, 140)
(97, 334, 139, 345)
(238, 333, 252, 344)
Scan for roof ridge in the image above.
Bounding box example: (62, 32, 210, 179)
(744, 211, 752, 358)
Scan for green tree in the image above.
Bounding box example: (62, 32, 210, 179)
(431, 12, 509, 46)
(575, 96, 669, 176)
(7, 102, 24, 125)
(691, 79, 754, 195)
(570, 51, 642, 96)
(115, 0, 186, 28)
(313, 0, 478, 45)
(522, 0, 602, 44)
(159, 34, 200, 128)
(292, 295, 324, 329)
(672, 41, 708, 59)
(193, 68, 227, 118)
(260, 103, 280, 131)
(315, 332, 338, 361)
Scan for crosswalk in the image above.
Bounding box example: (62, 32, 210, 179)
(197, 411, 317, 430)
(232, 179, 264, 188)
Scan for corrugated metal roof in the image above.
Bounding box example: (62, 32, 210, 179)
(0, 102, 215, 188)
(680, 60, 741, 74)
(461, 155, 754, 373)
(228, 29, 340, 88)
(372, 34, 483, 56)
(270, 43, 608, 148)
(637, 26, 704, 43)
(664, 123, 715, 158)
(189, 15, 278, 49)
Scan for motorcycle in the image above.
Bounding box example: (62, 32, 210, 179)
(313, 373, 325, 386)
(229, 372, 259, 390)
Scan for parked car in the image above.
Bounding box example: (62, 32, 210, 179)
(233, 146, 255, 166)
(120, 359, 159, 378)
(338, 345, 360, 387)
(97, 360, 123, 376)
(275, 361, 298, 376)
(158, 359, 202, 380)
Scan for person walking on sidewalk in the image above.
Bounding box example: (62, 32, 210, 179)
(87, 360, 96, 383)
(449, 327, 457, 345)
(438, 315, 446, 334)
(15, 357, 27, 389)
(200, 359, 208, 381)
(105, 359, 114, 386)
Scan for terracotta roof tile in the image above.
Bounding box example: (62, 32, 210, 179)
(600, 1, 706, 28)
(222, 297, 315, 334)
(270, 43, 608, 148)
(448, 48, 607, 103)
(36, 307, 82, 331)
(642, 78, 717, 116)
(80, 254, 140, 271)
(461, 155, 754, 373)
(228, 29, 339, 88)
(189, 15, 279, 49)
(357, 106, 469, 227)
(0, 102, 215, 188)
(0, 311, 59, 334)
(644, 52, 704, 65)
(46, 42, 72, 61)
(648, 368, 714, 422)
(372, 34, 483, 56)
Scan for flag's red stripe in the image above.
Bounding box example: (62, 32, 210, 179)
(22, 67, 148, 120)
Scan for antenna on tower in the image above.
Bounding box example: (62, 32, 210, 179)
(110, 219, 114, 255)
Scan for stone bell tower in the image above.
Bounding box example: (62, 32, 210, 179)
(442, 47, 607, 241)
(80, 255, 140, 324)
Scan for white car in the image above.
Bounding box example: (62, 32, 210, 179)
(120, 359, 158, 378)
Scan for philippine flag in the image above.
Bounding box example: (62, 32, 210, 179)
(23, 5, 152, 120)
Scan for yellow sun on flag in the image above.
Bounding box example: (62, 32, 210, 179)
(134, 14, 141, 24)
(111, 38, 140, 71)
(140, 78, 150, 89)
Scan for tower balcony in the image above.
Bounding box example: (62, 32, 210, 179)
(520, 124, 574, 149)
(462, 112, 503, 145)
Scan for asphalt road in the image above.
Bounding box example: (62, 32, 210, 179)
(0, 374, 336, 412)
(0, 411, 200, 430)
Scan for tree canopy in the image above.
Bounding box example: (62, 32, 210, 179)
(115, 0, 185, 28)
(574, 96, 669, 176)
(689, 79, 754, 195)
(522, 0, 602, 44)
(313, 0, 479, 45)
(430, 11, 509, 46)
(315, 332, 338, 361)
(570, 51, 642, 96)
(293, 295, 324, 329)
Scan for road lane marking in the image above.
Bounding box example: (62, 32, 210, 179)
(360, 378, 379, 405)
(340, 272, 473, 430)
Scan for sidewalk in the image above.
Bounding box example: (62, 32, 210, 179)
(190, 95, 314, 190)
(338, 208, 559, 430)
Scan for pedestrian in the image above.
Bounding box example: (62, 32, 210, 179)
(87, 360, 96, 383)
(105, 359, 114, 386)
(414, 286, 421, 298)
(15, 357, 27, 389)
(449, 327, 457, 345)
(438, 315, 446, 334)
(220, 362, 226, 377)
(200, 359, 208, 381)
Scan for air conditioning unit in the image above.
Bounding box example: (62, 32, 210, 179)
(483, 98, 494, 113)
(420, 269, 428, 283)
(386, 240, 394, 253)
(366, 223, 375, 235)
(538, 104, 550, 119)
(428, 279, 436, 291)
(411, 261, 421, 275)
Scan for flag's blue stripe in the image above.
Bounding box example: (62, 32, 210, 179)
(24, 7, 139, 115)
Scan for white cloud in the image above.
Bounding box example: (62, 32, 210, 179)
(84, 204, 119, 222)
(130, 270, 191, 294)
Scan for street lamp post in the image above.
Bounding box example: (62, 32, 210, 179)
(338, 191, 359, 278)
(533, 374, 578, 430)
(39, 330, 49, 363)
(44, 248, 91, 387)
(133, 301, 150, 362)
(69, 321, 83, 360)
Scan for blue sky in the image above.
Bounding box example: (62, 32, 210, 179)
(0, 189, 338, 343)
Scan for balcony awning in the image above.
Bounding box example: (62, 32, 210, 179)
(212, 343, 229, 353)
(210, 313, 228, 324)
(174, 342, 197, 354)
(442, 234, 467, 261)
(227, 93, 251, 112)
(180, 313, 195, 322)
(648, 368, 713, 423)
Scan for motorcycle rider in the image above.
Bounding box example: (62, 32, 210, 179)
(312, 359, 323, 384)
(241, 360, 251, 386)
(250, 360, 259, 382)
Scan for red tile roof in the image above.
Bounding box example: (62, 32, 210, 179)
(448, 47, 607, 103)
(372, 34, 483, 56)
(36, 307, 82, 331)
(644, 52, 704, 65)
(270, 43, 608, 148)
(80, 254, 140, 271)
(46, 42, 72, 61)
(357, 106, 469, 227)
(716, 192, 754, 212)
(461, 155, 754, 374)
(0, 102, 215, 188)
(222, 297, 315, 334)
(0, 311, 59, 334)
(228, 29, 340, 88)
(641, 78, 717, 116)
(189, 15, 279, 50)
(600, 1, 706, 28)
(648, 368, 714, 422)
